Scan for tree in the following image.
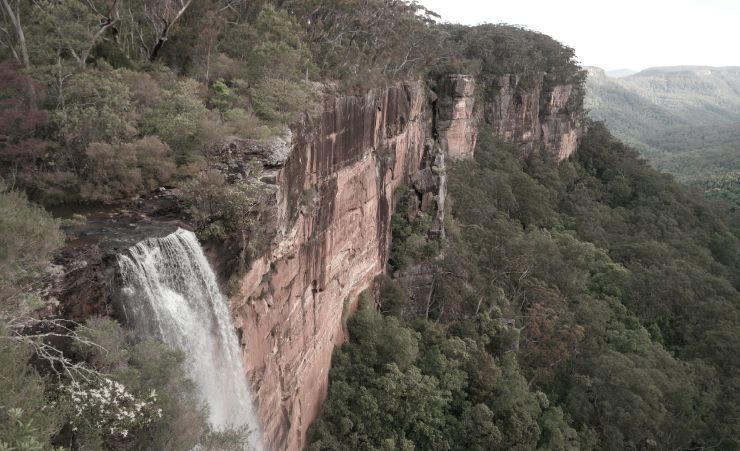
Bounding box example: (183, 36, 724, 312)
(0, 190, 63, 318)
(0, 0, 30, 67)
(126, 0, 194, 61)
(31, 0, 120, 68)
(81, 136, 175, 201)
(0, 59, 48, 186)
(0, 322, 63, 450)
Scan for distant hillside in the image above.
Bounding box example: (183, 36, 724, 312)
(605, 68, 637, 78)
(585, 66, 740, 209)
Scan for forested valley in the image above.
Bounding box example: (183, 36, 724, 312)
(585, 66, 740, 217)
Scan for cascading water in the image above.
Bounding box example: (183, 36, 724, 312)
(116, 228, 262, 450)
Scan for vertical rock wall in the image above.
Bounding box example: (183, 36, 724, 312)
(485, 73, 582, 160)
(230, 82, 444, 451)
(436, 75, 478, 159)
(228, 72, 581, 451)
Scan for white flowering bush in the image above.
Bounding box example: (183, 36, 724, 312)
(58, 377, 162, 446)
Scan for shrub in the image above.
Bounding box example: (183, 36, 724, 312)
(181, 169, 272, 241)
(0, 322, 63, 450)
(50, 68, 136, 150)
(0, 190, 63, 318)
(81, 136, 175, 201)
(67, 318, 208, 450)
(139, 79, 209, 164)
(249, 78, 316, 124)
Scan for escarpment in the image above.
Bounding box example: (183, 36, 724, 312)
(230, 81, 444, 451)
(229, 73, 582, 451)
(436, 75, 478, 158)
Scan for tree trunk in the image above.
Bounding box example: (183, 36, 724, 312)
(148, 0, 193, 62)
(1, 0, 35, 105)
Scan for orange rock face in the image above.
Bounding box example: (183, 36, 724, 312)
(541, 84, 581, 160)
(485, 73, 582, 160)
(228, 74, 581, 451)
(230, 83, 444, 451)
(436, 75, 478, 159)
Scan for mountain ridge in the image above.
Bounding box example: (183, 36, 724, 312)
(585, 64, 740, 183)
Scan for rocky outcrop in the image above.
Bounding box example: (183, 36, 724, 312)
(485, 73, 582, 160)
(436, 75, 477, 159)
(541, 84, 581, 160)
(230, 82, 446, 451)
(46, 196, 188, 321)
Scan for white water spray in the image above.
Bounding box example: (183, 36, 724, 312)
(116, 228, 262, 450)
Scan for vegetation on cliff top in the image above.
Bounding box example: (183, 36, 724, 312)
(309, 123, 740, 450)
(0, 0, 583, 206)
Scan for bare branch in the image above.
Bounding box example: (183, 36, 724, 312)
(3, 317, 111, 384)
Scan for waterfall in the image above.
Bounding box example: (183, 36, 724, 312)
(116, 228, 262, 450)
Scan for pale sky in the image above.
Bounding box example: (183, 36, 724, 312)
(417, 0, 740, 71)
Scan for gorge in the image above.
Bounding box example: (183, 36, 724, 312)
(5, 3, 740, 450)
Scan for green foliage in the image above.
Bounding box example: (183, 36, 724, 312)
(30, 0, 101, 66)
(316, 121, 740, 450)
(585, 67, 740, 209)
(59, 317, 209, 450)
(286, 0, 445, 89)
(389, 187, 441, 271)
(181, 169, 275, 266)
(0, 190, 63, 318)
(309, 304, 574, 451)
(445, 121, 739, 448)
(139, 79, 209, 164)
(243, 6, 314, 82)
(81, 136, 175, 201)
(198, 426, 254, 451)
(0, 324, 62, 451)
(210, 79, 239, 112)
(450, 24, 586, 98)
(703, 169, 740, 214)
(51, 67, 136, 150)
(249, 77, 316, 124)
(1, 0, 589, 205)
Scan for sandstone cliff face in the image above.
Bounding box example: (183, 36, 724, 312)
(229, 72, 584, 451)
(436, 75, 478, 159)
(230, 82, 453, 451)
(485, 73, 581, 160)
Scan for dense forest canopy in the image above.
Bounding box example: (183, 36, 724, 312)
(309, 122, 740, 450)
(0, 0, 581, 206)
(2, 1, 738, 450)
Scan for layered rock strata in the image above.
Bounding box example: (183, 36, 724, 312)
(228, 72, 584, 450)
